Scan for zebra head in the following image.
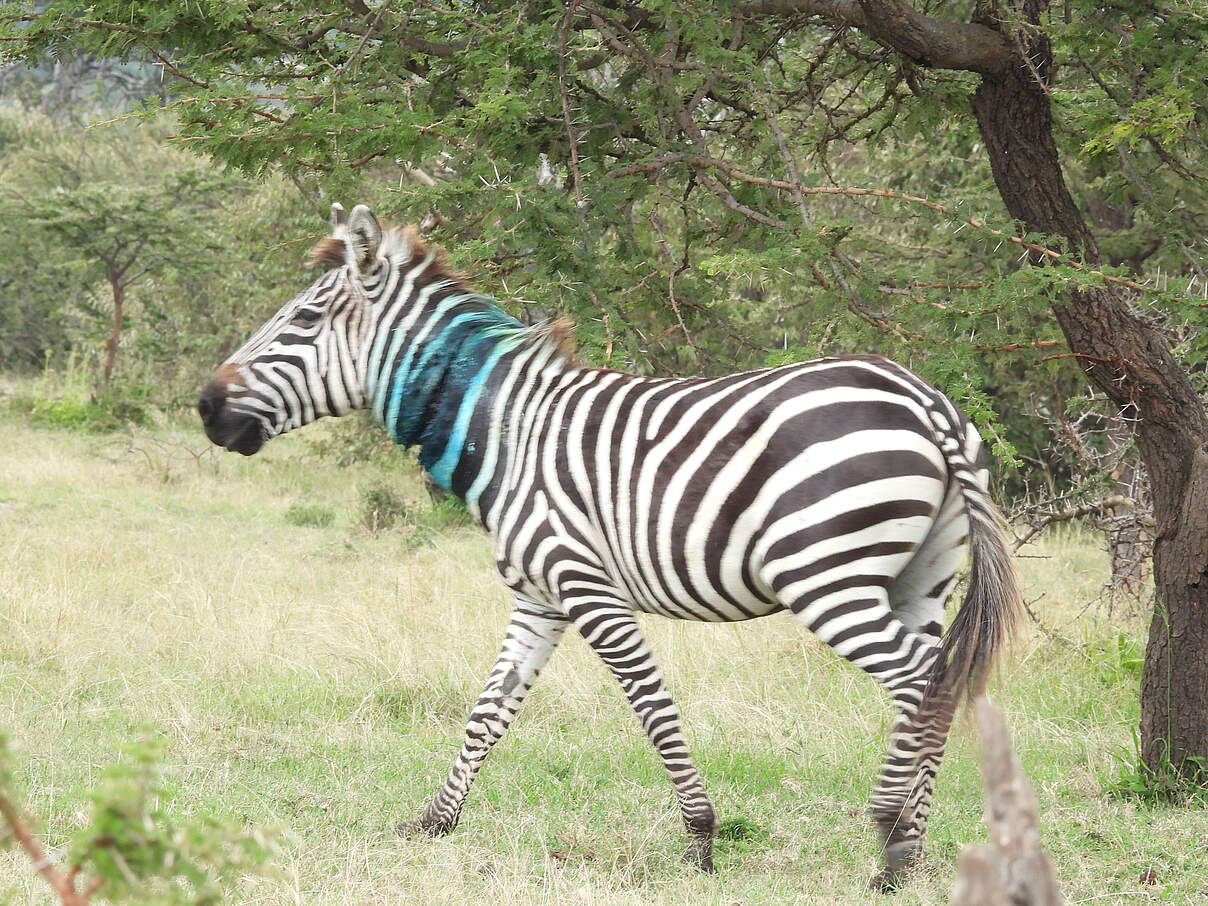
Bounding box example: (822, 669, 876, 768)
(199, 203, 385, 455)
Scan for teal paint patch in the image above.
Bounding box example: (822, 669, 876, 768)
(373, 295, 530, 490)
(381, 290, 468, 442)
(426, 333, 527, 489)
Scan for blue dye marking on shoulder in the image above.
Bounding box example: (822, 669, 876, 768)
(376, 297, 529, 467)
(425, 335, 525, 489)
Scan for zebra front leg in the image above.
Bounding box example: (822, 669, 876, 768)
(567, 600, 719, 872)
(398, 599, 568, 838)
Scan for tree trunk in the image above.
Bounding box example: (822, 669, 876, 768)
(1107, 454, 1149, 604)
(103, 268, 123, 385)
(969, 1, 1208, 779)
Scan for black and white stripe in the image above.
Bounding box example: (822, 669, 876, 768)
(200, 204, 1021, 889)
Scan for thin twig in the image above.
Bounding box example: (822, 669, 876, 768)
(0, 792, 97, 905)
(607, 152, 1189, 301)
(1020, 594, 1071, 646)
(557, 0, 584, 202)
(1012, 495, 1133, 551)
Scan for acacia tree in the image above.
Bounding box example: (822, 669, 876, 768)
(22, 178, 221, 383)
(0, 116, 235, 383)
(3, 1, 1204, 784)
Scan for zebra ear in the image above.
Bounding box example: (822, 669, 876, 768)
(347, 204, 382, 271)
(330, 203, 347, 232)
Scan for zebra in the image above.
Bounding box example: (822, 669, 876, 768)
(199, 203, 1021, 890)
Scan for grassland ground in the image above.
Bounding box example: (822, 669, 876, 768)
(0, 408, 1205, 905)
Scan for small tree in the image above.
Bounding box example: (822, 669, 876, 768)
(0, 113, 234, 383)
(0, 733, 274, 906)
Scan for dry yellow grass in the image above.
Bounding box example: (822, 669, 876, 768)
(1, 413, 1204, 904)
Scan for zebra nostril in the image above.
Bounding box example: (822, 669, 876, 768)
(197, 386, 225, 425)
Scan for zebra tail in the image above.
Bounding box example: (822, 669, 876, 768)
(924, 436, 1023, 710)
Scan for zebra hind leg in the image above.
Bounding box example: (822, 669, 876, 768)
(779, 584, 948, 891)
(565, 598, 719, 871)
(397, 599, 568, 838)
(867, 482, 968, 889)
(866, 665, 954, 892)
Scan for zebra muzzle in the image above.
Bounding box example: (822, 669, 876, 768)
(198, 384, 266, 455)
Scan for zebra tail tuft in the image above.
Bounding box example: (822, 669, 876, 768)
(924, 448, 1023, 711)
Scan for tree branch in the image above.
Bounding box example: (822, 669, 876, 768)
(736, 0, 1015, 74)
(336, 0, 466, 56)
(610, 152, 1178, 299)
(0, 791, 96, 906)
(1012, 495, 1138, 551)
(557, 0, 584, 201)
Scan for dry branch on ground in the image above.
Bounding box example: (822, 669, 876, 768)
(952, 698, 1063, 906)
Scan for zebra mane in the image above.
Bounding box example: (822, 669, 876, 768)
(526, 317, 577, 364)
(309, 224, 577, 364)
(309, 224, 470, 288)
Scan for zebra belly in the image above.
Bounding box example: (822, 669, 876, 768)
(605, 545, 787, 622)
(493, 499, 784, 622)
(623, 583, 786, 622)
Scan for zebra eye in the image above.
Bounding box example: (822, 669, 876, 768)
(292, 307, 323, 326)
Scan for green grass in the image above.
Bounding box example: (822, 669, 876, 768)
(0, 412, 1205, 904)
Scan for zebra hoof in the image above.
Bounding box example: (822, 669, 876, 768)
(868, 867, 901, 893)
(395, 817, 454, 839)
(869, 840, 922, 892)
(682, 836, 715, 873)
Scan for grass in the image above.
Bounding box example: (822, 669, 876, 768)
(0, 410, 1205, 905)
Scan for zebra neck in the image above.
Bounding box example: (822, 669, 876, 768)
(463, 330, 578, 525)
(372, 297, 557, 494)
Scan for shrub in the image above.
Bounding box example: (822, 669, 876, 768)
(0, 731, 275, 906)
(305, 411, 397, 467)
(359, 482, 417, 533)
(33, 398, 112, 431)
(3, 384, 149, 433)
(357, 481, 470, 543)
(284, 502, 336, 528)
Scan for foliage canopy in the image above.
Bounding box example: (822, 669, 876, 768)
(3, 2, 1204, 481)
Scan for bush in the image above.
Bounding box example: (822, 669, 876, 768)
(1, 368, 151, 433)
(359, 481, 417, 533)
(305, 411, 397, 467)
(426, 493, 471, 532)
(31, 397, 116, 431)
(284, 502, 336, 528)
(30, 395, 146, 432)
(357, 481, 471, 543)
(5, 394, 139, 432)
(0, 731, 275, 906)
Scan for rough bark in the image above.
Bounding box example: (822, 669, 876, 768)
(1108, 459, 1149, 602)
(1139, 454, 1208, 777)
(856, 0, 1014, 74)
(103, 268, 123, 385)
